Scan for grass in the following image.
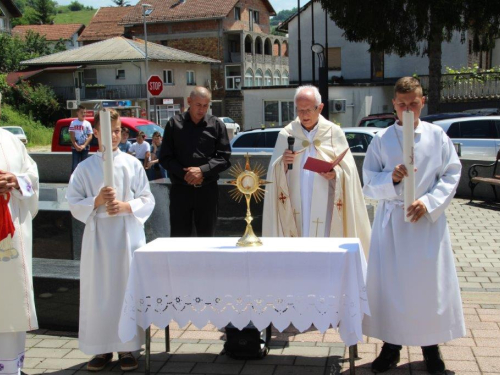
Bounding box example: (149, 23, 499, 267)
(0, 105, 53, 147)
(54, 9, 97, 26)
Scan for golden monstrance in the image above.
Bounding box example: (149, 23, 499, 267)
(227, 154, 270, 247)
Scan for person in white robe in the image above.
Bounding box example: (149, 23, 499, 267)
(262, 85, 371, 257)
(67, 109, 155, 372)
(362, 77, 465, 375)
(0, 92, 39, 375)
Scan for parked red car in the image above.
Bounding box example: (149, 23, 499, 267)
(51, 117, 164, 152)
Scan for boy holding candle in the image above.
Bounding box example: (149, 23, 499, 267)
(66, 109, 155, 372)
(362, 77, 464, 374)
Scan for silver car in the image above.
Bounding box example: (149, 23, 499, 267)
(432, 116, 500, 159)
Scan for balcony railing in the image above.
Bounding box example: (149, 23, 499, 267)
(52, 84, 147, 101)
(419, 72, 500, 102)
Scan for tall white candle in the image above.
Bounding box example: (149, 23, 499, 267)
(99, 109, 115, 189)
(402, 110, 415, 223)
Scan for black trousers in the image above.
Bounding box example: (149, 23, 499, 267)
(169, 182, 219, 237)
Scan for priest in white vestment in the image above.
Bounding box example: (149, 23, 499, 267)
(67, 109, 155, 372)
(263, 85, 370, 257)
(0, 93, 39, 375)
(362, 77, 465, 375)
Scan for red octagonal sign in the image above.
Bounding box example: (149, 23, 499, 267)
(147, 75, 163, 96)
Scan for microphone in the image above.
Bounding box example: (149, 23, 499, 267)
(287, 136, 295, 170)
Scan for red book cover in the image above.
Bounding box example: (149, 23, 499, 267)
(303, 147, 349, 173)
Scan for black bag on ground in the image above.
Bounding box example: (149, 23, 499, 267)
(223, 325, 272, 359)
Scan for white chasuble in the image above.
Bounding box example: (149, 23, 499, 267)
(0, 129, 39, 335)
(263, 115, 370, 258)
(362, 121, 465, 346)
(67, 150, 155, 355)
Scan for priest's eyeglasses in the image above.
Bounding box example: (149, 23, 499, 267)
(296, 106, 318, 116)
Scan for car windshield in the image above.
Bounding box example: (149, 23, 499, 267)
(136, 124, 164, 137)
(223, 118, 235, 123)
(359, 118, 395, 128)
(4, 127, 24, 135)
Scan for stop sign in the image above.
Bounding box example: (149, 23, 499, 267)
(147, 75, 163, 96)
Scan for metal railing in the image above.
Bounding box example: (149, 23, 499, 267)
(52, 84, 147, 101)
(419, 72, 500, 102)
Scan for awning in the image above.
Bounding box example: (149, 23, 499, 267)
(6, 66, 81, 85)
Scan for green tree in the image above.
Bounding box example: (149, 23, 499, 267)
(318, 0, 500, 114)
(68, 0, 83, 11)
(112, 0, 129, 6)
(0, 31, 53, 73)
(34, 0, 57, 24)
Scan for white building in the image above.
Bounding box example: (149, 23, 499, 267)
(279, 0, 492, 83)
(17, 37, 219, 126)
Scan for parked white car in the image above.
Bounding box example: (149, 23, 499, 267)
(219, 117, 241, 134)
(432, 116, 500, 159)
(2, 126, 28, 145)
(230, 127, 380, 153)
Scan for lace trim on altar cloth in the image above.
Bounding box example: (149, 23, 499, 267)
(122, 290, 368, 333)
(0, 351, 25, 375)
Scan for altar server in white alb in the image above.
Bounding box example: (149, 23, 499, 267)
(362, 77, 465, 375)
(0, 93, 39, 375)
(67, 109, 155, 372)
(263, 85, 370, 256)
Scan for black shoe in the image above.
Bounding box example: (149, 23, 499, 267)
(371, 343, 401, 373)
(422, 345, 446, 375)
(87, 353, 113, 372)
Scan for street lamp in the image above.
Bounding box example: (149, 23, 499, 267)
(142, 3, 153, 120)
(311, 43, 329, 120)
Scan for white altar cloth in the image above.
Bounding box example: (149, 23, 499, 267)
(118, 237, 369, 347)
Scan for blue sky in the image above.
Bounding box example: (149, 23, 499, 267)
(55, 0, 294, 13)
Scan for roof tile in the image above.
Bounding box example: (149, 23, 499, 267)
(78, 6, 130, 42)
(12, 24, 85, 41)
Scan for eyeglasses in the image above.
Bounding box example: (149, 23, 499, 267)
(296, 106, 318, 116)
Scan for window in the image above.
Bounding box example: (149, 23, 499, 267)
(264, 70, 272, 86)
(273, 70, 281, 86)
(458, 120, 494, 139)
(263, 131, 279, 148)
(282, 71, 289, 85)
(234, 7, 241, 20)
(163, 69, 174, 85)
(253, 10, 260, 24)
(281, 101, 294, 123)
(255, 69, 263, 87)
(83, 69, 97, 85)
(345, 132, 372, 153)
(327, 47, 341, 70)
(116, 69, 126, 80)
(232, 133, 262, 148)
(264, 101, 279, 125)
(186, 70, 195, 85)
(447, 123, 461, 138)
(264, 100, 294, 127)
(245, 69, 254, 87)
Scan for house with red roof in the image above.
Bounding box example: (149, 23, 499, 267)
(78, 7, 130, 45)
(12, 23, 85, 50)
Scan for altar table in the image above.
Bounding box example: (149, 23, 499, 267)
(118, 237, 369, 374)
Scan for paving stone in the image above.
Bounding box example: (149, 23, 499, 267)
(26, 348, 73, 359)
(156, 361, 194, 373)
(273, 365, 326, 375)
(282, 346, 329, 357)
(175, 343, 210, 353)
(191, 362, 243, 374)
(240, 364, 276, 375)
(34, 359, 86, 370)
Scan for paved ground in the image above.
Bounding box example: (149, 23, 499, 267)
(21, 198, 500, 375)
